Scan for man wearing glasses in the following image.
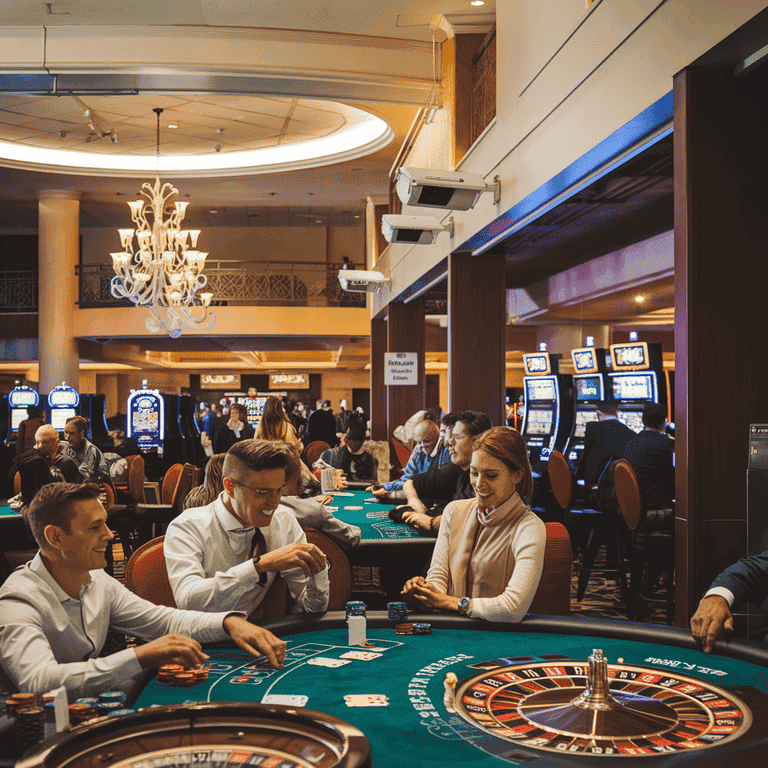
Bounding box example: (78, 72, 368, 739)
(164, 440, 329, 617)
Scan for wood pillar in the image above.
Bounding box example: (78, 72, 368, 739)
(673, 66, 768, 626)
(387, 299, 426, 439)
(370, 317, 388, 441)
(448, 249, 506, 426)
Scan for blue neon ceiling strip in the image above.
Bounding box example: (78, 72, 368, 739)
(460, 90, 674, 255)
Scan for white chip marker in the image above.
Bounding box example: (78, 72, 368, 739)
(348, 614, 367, 646)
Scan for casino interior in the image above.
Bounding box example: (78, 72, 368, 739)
(4, 2, 768, 766)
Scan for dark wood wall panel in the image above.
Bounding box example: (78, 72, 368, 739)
(370, 317, 388, 441)
(448, 250, 506, 426)
(673, 65, 768, 625)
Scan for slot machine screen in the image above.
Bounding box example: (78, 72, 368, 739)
(574, 410, 599, 438)
(525, 409, 553, 436)
(610, 341, 649, 370)
(523, 354, 551, 375)
(51, 408, 76, 431)
(574, 375, 602, 401)
(572, 349, 597, 373)
(611, 373, 656, 401)
(525, 377, 557, 402)
(618, 410, 645, 434)
(11, 409, 28, 432)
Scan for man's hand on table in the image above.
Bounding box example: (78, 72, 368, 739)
(366, 484, 389, 498)
(135, 633, 210, 670)
(400, 508, 438, 534)
(223, 615, 287, 668)
(255, 541, 327, 578)
(315, 494, 334, 506)
(334, 470, 348, 490)
(690, 595, 734, 653)
(401, 576, 458, 612)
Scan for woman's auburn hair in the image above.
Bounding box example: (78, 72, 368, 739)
(471, 426, 534, 504)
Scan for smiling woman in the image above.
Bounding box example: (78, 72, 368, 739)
(401, 426, 545, 623)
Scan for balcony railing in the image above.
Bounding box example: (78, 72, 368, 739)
(0, 271, 38, 312)
(76, 261, 365, 309)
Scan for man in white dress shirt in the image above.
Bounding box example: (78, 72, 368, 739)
(0, 483, 287, 700)
(164, 440, 329, 617)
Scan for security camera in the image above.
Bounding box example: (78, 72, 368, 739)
(381, 214, 453, 245)
(395, 167, 499, 211)
(338, 269, 389, 294)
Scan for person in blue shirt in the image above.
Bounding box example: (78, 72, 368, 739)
(368, 419, 450, 496)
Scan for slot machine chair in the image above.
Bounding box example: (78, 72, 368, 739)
(390, 437, 412, 478)
(303, 528, 352, 611)
(613, 459, 675, 625)
(527, 522, 573, 617)
(547, 450, 628, 605)
(302, 441, 331, 468)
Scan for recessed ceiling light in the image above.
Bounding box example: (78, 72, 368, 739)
(236, 116, 246, 120)
(315, 219, 323, 223)
(168, 124, 179, 129)
(353, 215, 360, 219)
(209, 210, 218, 214)
(635, 295, 645, 303)
(471, 0, 485, 5)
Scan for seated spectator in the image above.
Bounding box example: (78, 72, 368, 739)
(398, 411, 492, 535)
(212, 403, 255, 454)
(623, 402, 675, 509)
(690, 549, 768, 653)
(184, 453, 226, 510)
(402, 426, 545, 622)
(62, 416, 109, 483)
(164, 440, 329, 617)
(319, 425, 377, 482)
(108, 427, 140, 459)
(0, 483, 287, 699)
(16, 405, 45, 455)
(577, 401, 635, 489)
(8, 450, 57, 517)
(303, 400, 338, 447)
(369, 419, 450, 496)
(32, 425, 81, 484)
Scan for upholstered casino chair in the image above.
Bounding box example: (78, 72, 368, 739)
(304, 527, 352, 611)
(613, 459, 675, 625)
(124, 534, 292, 618)
(547, 450, 627, 603)
(161, 463, 184, 504)
(303, 441, 331, 468)
(390, 437, 412, 476)
(528, 522, 572, 616)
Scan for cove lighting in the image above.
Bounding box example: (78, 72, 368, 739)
(0, 106, 392, 178)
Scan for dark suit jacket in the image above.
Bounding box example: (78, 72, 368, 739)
(710, 550, 768, 610)
(580, 417, 636, 486)
(304, 409, 338, 447)
(623, 429, 674, 508)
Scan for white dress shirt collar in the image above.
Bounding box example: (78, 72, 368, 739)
(28, 552, 93, 603)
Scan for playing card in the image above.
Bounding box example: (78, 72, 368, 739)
(331, 491, 354, 496)
(262, 694, 308, 706)
(340, 651, 383, 661)
(344, 694, 389, 707)
(344, 505, 364, 511)
(307, 657, 351, 668)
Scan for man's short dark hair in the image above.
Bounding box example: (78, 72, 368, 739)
(223, 439, 300, 485)
(441, 412, 459, 427)
(346, 426, 366, 443)
(596, 401, 618, 417)
(642, 402, 667, 430)
(65, 415, 89, 433)
(27, 482, 101, 548)
(455, 411, 493, 437)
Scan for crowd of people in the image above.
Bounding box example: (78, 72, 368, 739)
(0, 392, 763, 708)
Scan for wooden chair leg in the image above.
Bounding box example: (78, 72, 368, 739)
(576, 528, 602, 602)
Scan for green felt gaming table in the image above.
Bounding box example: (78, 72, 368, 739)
(0, 504, 18, 517)
(121, 613, 768, 768)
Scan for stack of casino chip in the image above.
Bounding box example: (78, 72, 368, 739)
(158, 664, 185, 683)
(5, 692, 36, 718)
(14, 706, 45, 753)
(387, 601, 408, 622)
(97, 691, 127, 716)
(394, 623, 413, 635)
(108, 708, 137, 718)
(69, 703, 96, 725)
(413, 622, 432, 635)
(345, 601, 366, 619)
(159, 664, 209, 686)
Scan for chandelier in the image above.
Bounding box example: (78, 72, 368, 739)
(110, 108, 216, 337)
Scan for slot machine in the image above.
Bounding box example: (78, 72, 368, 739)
(127, 382, 165, 455)
(45, 382, 79, 435)
(608, 341, 666, 434)
(564, 347, 610, 467)
(242, 393, 267, 429)
(179, 394, 205, 465)
(520, 353, 573, 469)
(7, 384, 40, 449)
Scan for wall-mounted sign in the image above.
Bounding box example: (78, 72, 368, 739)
(200, 374, 241, 390)
(269, 373, 309, 389)
(385, 353, 418, 386)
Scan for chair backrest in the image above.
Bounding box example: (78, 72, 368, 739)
(124, 535, 177, 608)
(100, 482, 115, 511)
(304, 527, 352, 611)
(614, 459, 644, 531)
(391, 437, 412, 471)
(547, 451, 573, 511)
(528, 522, 572, 616)
(13, 472, 20, 496)
(162, 463, 184, 504)
(127, 454, 146, 504)
(304, 441, 331, 467)
(170, 464, 199, 515)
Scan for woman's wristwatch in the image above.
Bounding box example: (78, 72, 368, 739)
(458, 597, 470, 615)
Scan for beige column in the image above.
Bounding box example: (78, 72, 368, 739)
(38, 191, 81, 393)
(98, 373, 119, 418)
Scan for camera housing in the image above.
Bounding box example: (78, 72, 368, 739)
(338, 269, 389, 293)
(395, 167, 489, 211)
(381, 214, 450, 245)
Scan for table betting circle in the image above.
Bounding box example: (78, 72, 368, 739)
(15, 702, 372, 768)
(451, 649, 752, 757)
